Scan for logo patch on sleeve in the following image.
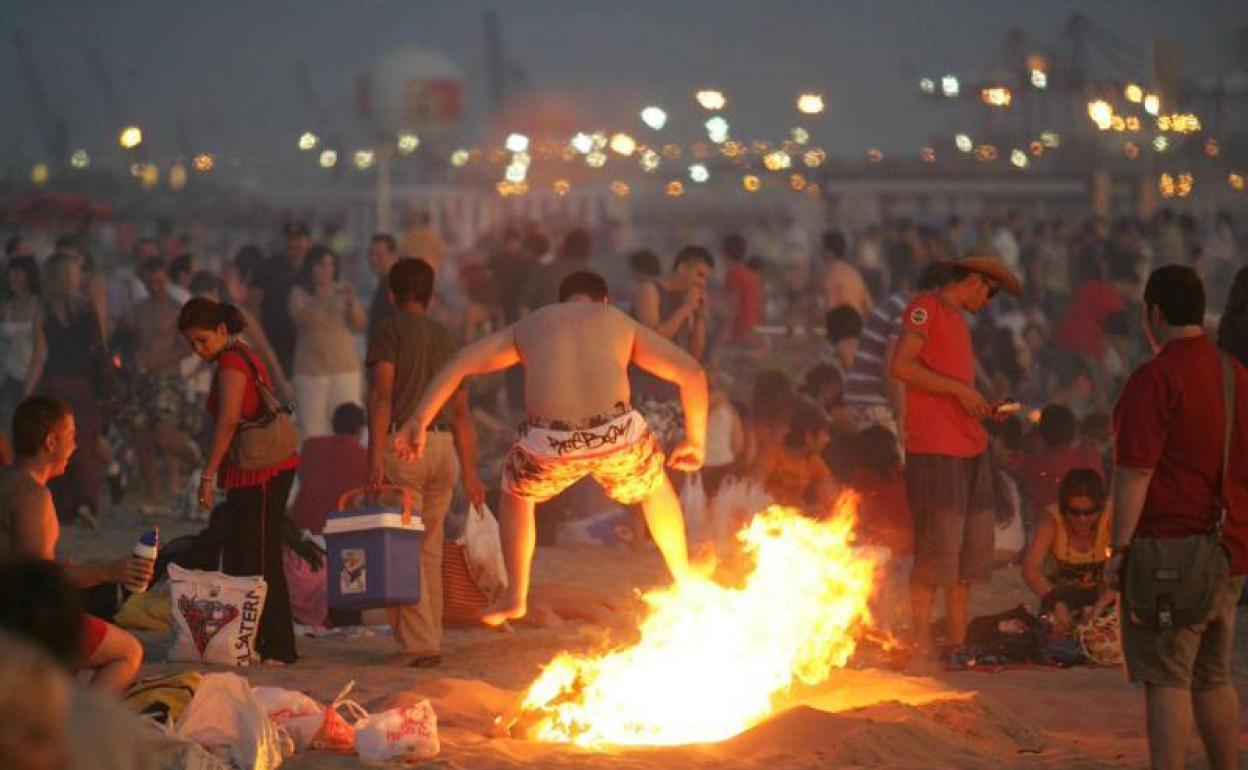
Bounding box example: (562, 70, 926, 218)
(909, 307, 929, 326)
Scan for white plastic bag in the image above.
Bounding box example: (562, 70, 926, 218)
(459, 503, 508, 596)
(992, 471, 1025, 565)
(168, 565, 268, 667)
(174, 673, 284, 770)
(252, 687, 322, 751)
(678, 472, 708, 540)
(354, 700, 439, 764)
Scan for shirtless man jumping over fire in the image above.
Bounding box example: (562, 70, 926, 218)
(397, 270, 707, 625)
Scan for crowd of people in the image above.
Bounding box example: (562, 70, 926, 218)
(0, 201, 1246, 769)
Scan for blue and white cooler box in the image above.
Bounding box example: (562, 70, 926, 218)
(325, 487, 425, 610)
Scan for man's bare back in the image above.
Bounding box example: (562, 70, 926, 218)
(512, 302, 637, 423)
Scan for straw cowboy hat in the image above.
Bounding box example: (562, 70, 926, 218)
(941, 246, 1024, 298)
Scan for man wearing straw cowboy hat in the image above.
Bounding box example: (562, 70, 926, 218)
(890, 245, 1023, 658)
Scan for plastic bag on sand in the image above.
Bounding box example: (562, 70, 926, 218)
(355, 700, 439, 764)
(460, 503, 508, 596)
(679, 471, 708, 540)
(253, 687, 322, 751)
(168, 565, 268, 667)
(174, 673, 284, 770)
(707, 477, 773, 544)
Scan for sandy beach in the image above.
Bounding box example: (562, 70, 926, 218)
(63, 511, 1248, 770)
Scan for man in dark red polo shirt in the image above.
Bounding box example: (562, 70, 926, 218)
(890, 247, 1022, 654)
(1105, 265, 1247, 770)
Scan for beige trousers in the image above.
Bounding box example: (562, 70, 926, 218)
(383, 432, 458, 655)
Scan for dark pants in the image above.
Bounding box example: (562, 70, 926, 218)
(221, 469, 297, 663)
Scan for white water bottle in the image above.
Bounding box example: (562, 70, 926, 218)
(126, 528, 159, 593)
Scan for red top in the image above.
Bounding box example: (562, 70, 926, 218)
(289, 435, 367, 533)
(1055, 281, 1124, 359)
(725, 264, 762, 342)
(208, 345, 299, 490)
(1113, 335, 1248, 574)
(901, 293, 987, 458)
(1017, 444, 1103, 511)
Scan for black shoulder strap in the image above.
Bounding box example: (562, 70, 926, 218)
(1218, 351, 1236, 525)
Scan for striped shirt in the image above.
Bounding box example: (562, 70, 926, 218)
(843, 292, 909, 407)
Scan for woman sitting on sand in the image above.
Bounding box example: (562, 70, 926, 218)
(1021, 468, 1116, 634)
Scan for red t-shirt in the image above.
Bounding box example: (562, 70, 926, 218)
(725, 264, 762, 341)
(289, 435, 367, 532)
(849, 467, 913, 556)
(901, 293, 987, 457)
(1114, 336, 1248, 574)
(1055, 281, 1125, 359)
(208, 345, 299, 489)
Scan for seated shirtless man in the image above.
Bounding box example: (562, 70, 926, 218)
(0, 396, 151, 694)
(398, 270, 707, 625)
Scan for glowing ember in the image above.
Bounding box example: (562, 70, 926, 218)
(512, 496, 883, 747)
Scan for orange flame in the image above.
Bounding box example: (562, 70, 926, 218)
(513, 494, 883, 747)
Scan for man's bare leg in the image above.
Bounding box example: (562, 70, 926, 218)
(946, 582, 970, 647)
(480, 490, 536, 626)
(910, 580, 935, 653)
(1193, 684, 1239, 770)
(1145, 684, 1193, 770)
(637, 477, 693, 583)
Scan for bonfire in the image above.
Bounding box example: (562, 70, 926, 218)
(510, 493, 885, 747)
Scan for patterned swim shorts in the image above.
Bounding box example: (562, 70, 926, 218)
(502, 403, 667, 505)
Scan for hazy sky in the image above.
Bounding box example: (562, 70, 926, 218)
(2, 0, 1245, 172)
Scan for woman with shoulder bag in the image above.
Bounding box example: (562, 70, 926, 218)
(177, 298, 300, 664)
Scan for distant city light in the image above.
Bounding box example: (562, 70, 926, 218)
(742, 174, 761, 192)
(553, 179, 570, 196)
(169, 164, 188, 191)
(505, 162, 527, 182)
(450, 148, 470, 167)
(505, 133, 530, 153)
(1029, 70, 1048, 89)
(119, 126, 143, 149)
(1153, 136, 1169, 152)
(1125, 84, 1144, 104)
(802, 149, 825, 167)
(610, 180, 631, 196)
(1087, 100, 1113, 130)
(796, 93, 825, 115)
(640, 106, 668, 130)
(955, 133, 973, 153)
(705, 116, 730, 144)
(353, 150, 375, 170)
(791, 127, 810, 145)
(298, 132, 319, 151)
(1040, 131, 1060, 148)
(585, 150, 608, 168)
(570, 132, 594, 154)
(763, 150, 791, 171)
(70, 150, 90, 169)
(941, 75, 960, 98)
(609, 133, 637, 156)
(919, 78, 936, 94)
(319, 149, 338, 168)
(981, 87, 1012, 107)
(1143, 94, 1161, 116)
(1010, 149, 1028, 168)
(639, 149, 661, 172)
(31, 163, 49, 185)
(193, 153, 215, 173)
(665, 180, 685, 197)
(1229, 173, 1245, 192)
(688, 163, 709, 183)
(866, 148, 885, 163)
(695, 89, 727, 110)
(397, 133, 420, 155)
(921, 146, 937, 163)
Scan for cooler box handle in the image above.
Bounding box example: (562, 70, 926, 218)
(337, 485, 415, 526)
